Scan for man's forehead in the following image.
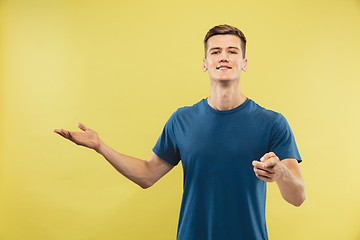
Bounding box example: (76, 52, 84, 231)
(206, 34, 242, 49)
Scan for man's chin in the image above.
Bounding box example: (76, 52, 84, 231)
(213, 78, 239, 83)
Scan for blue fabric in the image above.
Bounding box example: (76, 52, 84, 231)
(153, 98, 301, 240)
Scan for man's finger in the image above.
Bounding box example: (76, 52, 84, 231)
(77, 123, 88, 132)
(263, 156, 281, 170)
(260, 152, 276, 162)
(252, 160, 265, 169)
(252, 160, 260, 167)
(253, 166, 274, 181)
(60, 129, 67, 138)
(264, 159, 276, 168)
(60, 129, 73, 139)
(53, 129, 64, 138)
(253, 161, 273, 174)
(54, 129, 69, 139)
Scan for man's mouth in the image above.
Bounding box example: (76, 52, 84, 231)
(216, 65, 232, 70)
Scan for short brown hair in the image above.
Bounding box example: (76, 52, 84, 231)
(204, 24, 247, 58)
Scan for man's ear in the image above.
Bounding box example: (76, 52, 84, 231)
(242, 58, 248, 72)
(202, 58, 208, 72)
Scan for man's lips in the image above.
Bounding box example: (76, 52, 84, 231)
(216, 65, 232, 70)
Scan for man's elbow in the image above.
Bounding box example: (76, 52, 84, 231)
(138, 178, 156, 189)
(291, 193, 306, 207)
(139, 182, 152, 189)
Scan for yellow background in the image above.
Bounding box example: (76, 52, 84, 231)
(1, 0, 360, 239)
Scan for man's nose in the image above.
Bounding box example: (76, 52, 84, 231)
(219, 52, 229, 62)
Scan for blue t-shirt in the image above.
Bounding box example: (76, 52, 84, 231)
(153, 98, 301, 240)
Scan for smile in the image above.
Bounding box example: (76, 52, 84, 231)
(216, 65, 232, 70)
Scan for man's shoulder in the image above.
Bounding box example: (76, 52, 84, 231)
(248, 99, 280, 118)
(175, 99, 204, 115)
(248, 100, 292, 130)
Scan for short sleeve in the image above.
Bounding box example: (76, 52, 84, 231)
(270, 113, 302, 163)
(152, 111, 181, 166)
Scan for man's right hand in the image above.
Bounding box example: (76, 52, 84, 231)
(54, 123, 101, 152)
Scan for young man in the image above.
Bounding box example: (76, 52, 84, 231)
(54, 24, 305, 240)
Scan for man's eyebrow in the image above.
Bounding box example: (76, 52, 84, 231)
(209, 46, 240, 51)
(209, 47, 221, 51)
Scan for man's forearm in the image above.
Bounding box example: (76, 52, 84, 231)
(275, 162, 305, 207)
(97, 140, 173, 189)
(97, 140, 153, 188)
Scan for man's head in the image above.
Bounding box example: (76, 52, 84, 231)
(202, 25, 248, 82)
(204, 24, 247, 59)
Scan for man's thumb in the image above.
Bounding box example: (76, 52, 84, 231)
(77, 123, 88, 131)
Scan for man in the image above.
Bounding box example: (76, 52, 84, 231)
(54, 24, 305, 240)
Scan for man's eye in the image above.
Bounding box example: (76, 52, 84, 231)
(211, 51, 220, 54)
(229, 51, 238, 54)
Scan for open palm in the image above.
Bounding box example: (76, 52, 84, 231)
(54, 123, 101, 151)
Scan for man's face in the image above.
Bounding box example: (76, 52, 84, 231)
(203, 34, 247, 82)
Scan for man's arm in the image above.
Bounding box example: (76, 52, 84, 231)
(252, 152, 305, 207)
(54, 123, 174, 189)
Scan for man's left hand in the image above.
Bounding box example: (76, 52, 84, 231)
(252, 152, 285, 182)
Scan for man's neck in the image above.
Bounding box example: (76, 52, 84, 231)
(207, 79, 246, 111)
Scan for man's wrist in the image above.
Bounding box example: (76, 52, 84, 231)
(275, 162, 292, 182)
(94, 139, 105, 154)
